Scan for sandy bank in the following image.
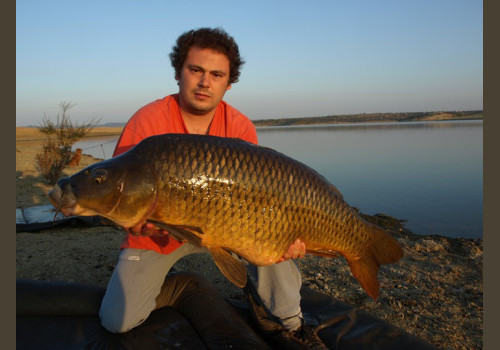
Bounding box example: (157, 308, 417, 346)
(16, 126, 124, 142)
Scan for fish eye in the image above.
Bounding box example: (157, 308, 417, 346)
(91, 169, 107, 184)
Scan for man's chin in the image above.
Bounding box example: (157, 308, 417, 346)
(188, 102, 218, 115)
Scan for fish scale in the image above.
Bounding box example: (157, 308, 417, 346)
(49, 133, 403, 299)
(156, 135, 355, 261)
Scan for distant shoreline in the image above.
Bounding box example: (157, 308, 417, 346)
(16, 110, 483, 141)
(252, 110, 483, 127)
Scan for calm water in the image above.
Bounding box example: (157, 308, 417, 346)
(74, 120, 483, 239)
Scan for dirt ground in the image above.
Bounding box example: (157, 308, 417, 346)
(16, 127, 483, 349)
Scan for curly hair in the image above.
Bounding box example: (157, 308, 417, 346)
(169, 27, 244, 84)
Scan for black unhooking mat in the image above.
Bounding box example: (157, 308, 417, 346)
(16, 205, 113, 232)
(17, 273, 437, 350)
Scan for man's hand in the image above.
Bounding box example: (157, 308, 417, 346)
(124, 222, 169, 237)
(278, 238, 306, 262)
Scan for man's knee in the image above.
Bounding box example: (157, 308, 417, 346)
(99, 308, 146, 334)
(99, 315, 128, 334)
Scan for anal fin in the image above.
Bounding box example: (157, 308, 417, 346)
(346, 255, 381, 300)
(209, 247, 247, 288)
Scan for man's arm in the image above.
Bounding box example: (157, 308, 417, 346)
(126, 224, 306, 261)
(124, 222, 169, 236)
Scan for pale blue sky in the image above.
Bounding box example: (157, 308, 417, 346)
(16, 0, 483, 126)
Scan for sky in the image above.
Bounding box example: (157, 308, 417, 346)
(16, 0, 483, 126)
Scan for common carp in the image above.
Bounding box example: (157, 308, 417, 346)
(49, 133, 403, 299)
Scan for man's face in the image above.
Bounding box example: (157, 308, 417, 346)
(176, 46, 232, 116)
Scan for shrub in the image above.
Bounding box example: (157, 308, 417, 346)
(35, 140, 73, 185)
(35, 102, 100, 184)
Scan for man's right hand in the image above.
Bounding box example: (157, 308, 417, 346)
(124, 222, 169, 237)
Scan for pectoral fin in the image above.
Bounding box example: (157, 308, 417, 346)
(147, 220, 203, 248)
(209, 247, 247, 288)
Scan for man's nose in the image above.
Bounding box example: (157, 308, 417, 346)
(198, 73, 209, 87)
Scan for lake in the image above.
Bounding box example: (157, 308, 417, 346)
(74, 120, 483, 239)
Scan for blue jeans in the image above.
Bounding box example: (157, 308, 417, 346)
(99, 245, 303, 333)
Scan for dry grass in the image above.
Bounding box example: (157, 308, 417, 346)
(419, 113, 482, 121)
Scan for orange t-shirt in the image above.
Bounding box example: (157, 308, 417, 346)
(114, 94, 258, 254)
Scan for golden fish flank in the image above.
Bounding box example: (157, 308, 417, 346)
(49, 133, 403, 300)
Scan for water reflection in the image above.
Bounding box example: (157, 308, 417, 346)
(257, 119, 481, 133)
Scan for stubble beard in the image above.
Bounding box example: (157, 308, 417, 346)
(180, 91, 220, 116)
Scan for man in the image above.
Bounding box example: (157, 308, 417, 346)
(99, 27, 326, 349)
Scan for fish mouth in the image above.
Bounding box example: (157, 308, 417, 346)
(48, 185, 79, 217)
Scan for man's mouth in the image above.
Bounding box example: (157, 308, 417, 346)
(194, 91, 211, 99)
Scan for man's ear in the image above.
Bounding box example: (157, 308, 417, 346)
(226, 83, 232, 91)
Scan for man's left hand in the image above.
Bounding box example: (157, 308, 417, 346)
(278, 238, 306, 262)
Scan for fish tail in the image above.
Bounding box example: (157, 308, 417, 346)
(346, 224, 403, 300)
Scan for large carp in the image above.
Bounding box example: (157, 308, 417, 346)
(49, 133, 403, 299)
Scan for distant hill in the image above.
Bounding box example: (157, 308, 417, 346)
(87, 111, 485, 128)
(22, 111, 482, 128)
(252, 110, 483, 127)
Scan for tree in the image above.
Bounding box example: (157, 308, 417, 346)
(36, 102, 100, 184)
